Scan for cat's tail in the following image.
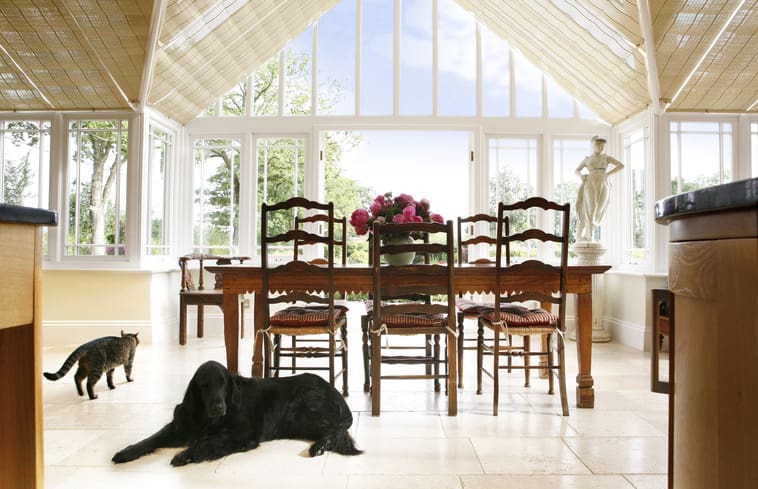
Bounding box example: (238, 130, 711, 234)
(43, 344, 88, 381)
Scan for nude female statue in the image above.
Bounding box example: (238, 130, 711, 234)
(575, 136, 624, 242)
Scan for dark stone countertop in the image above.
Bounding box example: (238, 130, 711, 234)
(0, 203, 58, 226)
(655, 177, 758, 224)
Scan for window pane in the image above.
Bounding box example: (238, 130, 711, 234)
(257, 137, 305, 259)
(489, 137, 538, 259)
(481, 25, 510, 117)
(400, 0, 432, 115)
(752, 122, 758, 177)
(361, 0, 394, 115)
(438, 0, 476, 116)
(193, 138, 240, 255)
(552, 138, 585, 245)
(147, 126, 171, 256)
(284, 28, 313, 115)
(1, 120, 49, 208)
(254, 53, 280, 116)
(67, 120, 128, 256)
(546, 76, 574, 118)
(625, 129, 647, 264)
(318, 0, 356, 115)
(222, 79, 247, 116)
(670, 121, 732, 193)
(514, 50, 542, 117)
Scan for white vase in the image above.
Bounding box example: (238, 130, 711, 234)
(382, 233, 416, 265)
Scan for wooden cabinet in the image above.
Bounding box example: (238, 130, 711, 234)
(0, 206, 57, 489)
(656, 179, 758, 489)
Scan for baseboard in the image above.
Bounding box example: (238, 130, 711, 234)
(42, 320, 154, 347)
(603, 316, 646, 350)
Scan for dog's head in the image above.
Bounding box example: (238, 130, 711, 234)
(185, 360, 239, 418)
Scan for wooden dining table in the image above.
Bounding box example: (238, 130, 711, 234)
(206, 262, 611, 409)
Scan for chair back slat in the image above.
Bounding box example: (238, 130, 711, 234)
(261, 198, 338, 331)
(295, 214, 347, 264)
(492, 199, 570, 328)
(372, 220, 455, 325)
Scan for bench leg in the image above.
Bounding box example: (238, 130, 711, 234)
(197, 304, 205, 338)
(179, 300, 187, 345)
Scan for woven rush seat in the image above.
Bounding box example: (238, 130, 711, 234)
(381, 312, 447, 328)
(479, 304, 558, 327)
(271, 305, 348, 327)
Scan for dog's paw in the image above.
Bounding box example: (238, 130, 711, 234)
(112, 446, 139, 464)
(308, 443, 325, 457)
(170, 449, 194, 466)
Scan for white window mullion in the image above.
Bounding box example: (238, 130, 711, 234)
(312, 23, 319, 116)
(355, 0, 362, 116)
(432, 0, 438, 117)
(393, 0, 400, 117)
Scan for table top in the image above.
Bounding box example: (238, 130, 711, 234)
(655, 177, 758, 224)
(0, 204, 58, 226)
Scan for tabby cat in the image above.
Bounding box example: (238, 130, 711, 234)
(43, 331, 139, 400)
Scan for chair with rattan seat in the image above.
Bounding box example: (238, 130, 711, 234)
(369, 220, 458, 416)
(274, 212, 349, 393)
(260, 197, 348, 396)
(476, 197, 570, 416)
(456, 212, 515, 388)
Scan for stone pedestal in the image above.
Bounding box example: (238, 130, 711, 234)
(571, 241, 611, 343)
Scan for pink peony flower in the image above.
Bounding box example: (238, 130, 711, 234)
(402, 205, 417, 220)
(429, 212, 444, 224)
(350, 208, 370, 235)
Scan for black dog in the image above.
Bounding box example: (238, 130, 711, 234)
(112, 360, 361, 466)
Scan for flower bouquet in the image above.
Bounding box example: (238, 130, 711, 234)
(350, 193, 444, 265)
(349, 192, 444, 237)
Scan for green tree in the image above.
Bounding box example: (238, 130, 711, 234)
(68, 120, 128, 255)
(199, 50, 370, 257)
(1, 121, 40, 205)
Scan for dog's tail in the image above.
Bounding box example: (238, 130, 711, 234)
(332, 430, 363, 456)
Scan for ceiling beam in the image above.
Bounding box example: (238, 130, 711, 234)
(139, 0, 167, 112)
(637, 0, 663, 114)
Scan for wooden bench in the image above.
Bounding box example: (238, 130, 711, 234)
(178, 253, 251, 345)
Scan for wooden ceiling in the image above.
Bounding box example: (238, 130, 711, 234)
(0, 0, 755, 125)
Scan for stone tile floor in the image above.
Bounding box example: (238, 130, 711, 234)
(42, 309, 667, 489)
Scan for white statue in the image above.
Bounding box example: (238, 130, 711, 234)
(575, 136, 624, 242)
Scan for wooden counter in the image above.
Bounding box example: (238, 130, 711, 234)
(655, 178, 758, 489)
(0, 204, 57, 489)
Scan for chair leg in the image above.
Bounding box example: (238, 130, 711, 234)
(433, 334, 441, 393)
(425, 335, 432, 376)
(457, 312, 464, 388)
(272, 334, 281, 378)
(557, 332, 569, 416)
(493, 327, 500, 416)
(263, 332, 272, 379)
(291, 336, 297, 373)
(197, 304, 205, 338)
(328, 332, 336, 390)
(523, 335, 531, 388)
(447, 329, 458, 416)
(507, 334, 513, 373)
(341, 324, 349, 397)
(370, 331, 382, 416)
(361, 316, 370, 393)
(239, 299, 245, 339)
(547, 332, 555, 395)
(179, 300, 187, 345)
(476, 319, 484, 395)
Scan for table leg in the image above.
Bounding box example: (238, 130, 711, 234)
(575, 291, 595, 408)
(251, 292, 265, 378)
(223, 292, 240, 373)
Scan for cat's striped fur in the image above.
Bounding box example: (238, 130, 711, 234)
(43, 331, 139, 399)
